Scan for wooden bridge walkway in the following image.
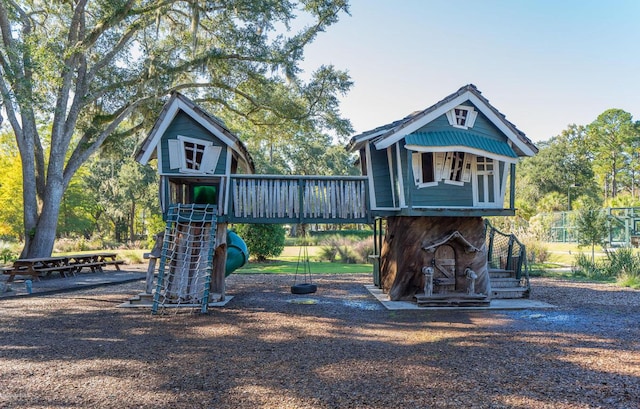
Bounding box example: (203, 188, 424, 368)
(222, 175, 369, 224)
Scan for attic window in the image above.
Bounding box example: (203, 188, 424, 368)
(446, 105, 478, 129)
(168, 135, 222, 174)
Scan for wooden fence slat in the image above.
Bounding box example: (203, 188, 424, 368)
(228, 176, 367, 222)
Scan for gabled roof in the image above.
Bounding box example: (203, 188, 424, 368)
(347, 84, 538, 157)
(135, 92, 255, 173)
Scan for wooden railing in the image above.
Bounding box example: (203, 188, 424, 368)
(226, 175, 369, 224)
(485, 220, 530, 294)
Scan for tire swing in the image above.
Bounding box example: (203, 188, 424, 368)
(291, 237, 317, 294)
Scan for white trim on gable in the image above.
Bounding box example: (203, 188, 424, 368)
(466, 93, 536, 157)
(374, 93, 469, 150)
(373, 90, 536, 157)
(138, 97, 242, 166)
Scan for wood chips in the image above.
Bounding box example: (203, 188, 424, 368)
(1, 274, 639, 408)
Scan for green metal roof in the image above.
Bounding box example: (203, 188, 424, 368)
(404, 131, 518, 158)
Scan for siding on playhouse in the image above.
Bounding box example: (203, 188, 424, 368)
(400, 105, 512, 209)
(159, 110, 229, 176)
(369, 144, 395, 209)
(354, 88, 531, 216)
(413, 102, 506, 143)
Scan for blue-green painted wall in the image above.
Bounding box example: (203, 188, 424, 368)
(160, 110, 228, 175)
(368, 103, 511, 209)
(370, 146, 395, 207)
(413, 102, 505, 142)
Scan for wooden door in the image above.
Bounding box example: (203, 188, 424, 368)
(434, 245, 456, 289)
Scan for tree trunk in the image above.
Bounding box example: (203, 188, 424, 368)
(24, 183, 65, 258)
(379, 216, 489, 301)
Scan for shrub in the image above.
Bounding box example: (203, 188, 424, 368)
(318, 235, 373, 264)
(353, 237, 374, 264)
(318, 236, 353, 263)
(318, 242, 339, 262)
(234, 224, 285, 262)
(605, 247, 640, 280)
(0, 243, 17, 264)
(524, 241, 549, 264)
(572, 252, 602, 279)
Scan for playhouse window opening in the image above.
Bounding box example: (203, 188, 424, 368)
(184, 141, 206, 171)
(449, 152, 465, 181)
(421, 152, 435, 183)
(454, 109, 468, 127)
(446, 105, 477, 129)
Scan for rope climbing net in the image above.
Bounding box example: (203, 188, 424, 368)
(152, 204, 217, 314)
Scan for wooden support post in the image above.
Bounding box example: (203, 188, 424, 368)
(145, 232, 164, 294)
(211, 222, 228, 301)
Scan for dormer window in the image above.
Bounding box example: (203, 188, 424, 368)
(167, 135, 222, 174)
(446, 105, 478, 129)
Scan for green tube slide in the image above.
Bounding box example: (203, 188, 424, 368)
(225, 231, 249, 276)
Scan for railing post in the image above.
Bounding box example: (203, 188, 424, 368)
(506, 235, 515, 271)
(487, 227, 496, 268)
(516, 243, 525, 280)
(299, 177, 305, 224)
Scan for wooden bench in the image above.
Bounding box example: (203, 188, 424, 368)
(93, 253, 124, 270)
(67, 254, 105, 273)
(2, 253, 125, 282)
(103, 259, 125, 270)
(3, 257, 74, 282)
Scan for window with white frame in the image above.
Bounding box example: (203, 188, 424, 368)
(412, 152, 437, 187)
(412, 151, 472, 187)
(443, 151, 472, 185)
(167, 135, 222, 174)
(474, 156, 498, 205)
(446, 105, 478, 129)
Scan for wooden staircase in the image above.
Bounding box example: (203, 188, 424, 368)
(486, 220, 531, 300)
(488, 268, 530, 299)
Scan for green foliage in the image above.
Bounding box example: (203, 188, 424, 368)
(237, 260, 371, 275)
(537, 192, 568, 213)
(605, 193, 640, 208)
(572, 252, 604, 279)
(572, 247, 640, 286)
(0, 243, 18, 264)
(524, 241, 549, 264)
(83, 139, 159, 243)
(0, 131, 24, 240)
(587, 109, 639, 199)
(516, 124, 597, 215)
(574, 207, 609, 262)
(318, 235, 373, 264)
(1, 1, 352, 257)
(310, 229, 373, 240)
(604, 247, 640, 280)
(235, 224, 286, 262)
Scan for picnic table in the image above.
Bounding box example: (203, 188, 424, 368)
(67, 254, 104, 273)
(4, 256, 75, 282)
(92, 252, 125, 270)
(2, 252, 125, 282)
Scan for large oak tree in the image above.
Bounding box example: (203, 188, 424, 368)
(0, 0, 351, 257)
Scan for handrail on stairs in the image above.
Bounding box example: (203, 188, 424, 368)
(484, 220, 531, 296)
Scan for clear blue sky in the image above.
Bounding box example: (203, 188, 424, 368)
(299, 0, 640, 142)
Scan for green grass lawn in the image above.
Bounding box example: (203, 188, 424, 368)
(237, 260, 372, 274)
